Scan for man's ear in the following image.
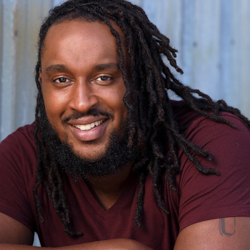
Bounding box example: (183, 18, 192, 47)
(39, 72, 42, 86)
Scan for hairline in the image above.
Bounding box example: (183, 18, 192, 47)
(40, 15, 126, 59)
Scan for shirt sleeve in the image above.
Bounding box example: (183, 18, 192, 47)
(0, 126, 36, 231)
(177, 113, 250, 232)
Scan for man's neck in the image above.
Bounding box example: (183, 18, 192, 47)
(86, 164, 133, 210)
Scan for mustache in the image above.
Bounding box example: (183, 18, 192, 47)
(62, 108, 114, 124)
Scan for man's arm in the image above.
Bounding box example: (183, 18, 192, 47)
(174, 217, 250, 250)
(0, 212, 34, 245)
(0, 213, 153, 250)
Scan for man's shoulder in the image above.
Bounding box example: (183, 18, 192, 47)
(0, 122, 35, 147)
(171, 100, 209, 129)
(0, 122, 36, 162)
(168, 103, 250, 232)
(0, 121, 37, 190)
(0, 122, 37, 233)
(171, 100, 248, 134)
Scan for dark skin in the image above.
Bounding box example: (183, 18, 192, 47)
(174, 217, 250, 250)
(0, 19, 152, 250)
(1, 19, 250, 249)
(86, 164, 133, 210)
(40, 19, 131, 212)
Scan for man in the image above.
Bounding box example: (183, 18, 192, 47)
(0, 0, 250, 249)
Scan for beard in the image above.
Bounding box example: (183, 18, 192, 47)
(40, 105, 137, 179)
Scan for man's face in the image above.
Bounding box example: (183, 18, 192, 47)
(40, 19, 127, 161)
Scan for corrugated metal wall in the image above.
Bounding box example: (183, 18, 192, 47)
(1, 0, 250, 142)
(0, 0, 249, 246)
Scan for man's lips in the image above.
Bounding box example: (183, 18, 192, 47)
(73, 119, 105, 131)
(68, 118, 109, 142)
(67, 115, 108, 126)
(62, 109, 114, 124)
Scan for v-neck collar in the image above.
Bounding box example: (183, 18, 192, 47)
(77, 173, 138, 220)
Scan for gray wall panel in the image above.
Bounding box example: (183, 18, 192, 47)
(15, 0, 28, 129)
(1, 0, 17, 140)
(0, 0, 250, 140)
(0, 0, 3, 132)
(0, 0, 250, 247)
(219, 0, 233, 101)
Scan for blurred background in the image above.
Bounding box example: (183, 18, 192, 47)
(1, 0, 250, 143)
(0, 0, 250, 246)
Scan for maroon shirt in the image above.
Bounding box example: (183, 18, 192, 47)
(0, 105, 250, 249)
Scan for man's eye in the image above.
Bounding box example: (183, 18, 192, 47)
(53, 77, 69, 83)
(97, 76, 112, 81)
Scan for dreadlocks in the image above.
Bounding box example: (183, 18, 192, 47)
(33, 0, 250, 237)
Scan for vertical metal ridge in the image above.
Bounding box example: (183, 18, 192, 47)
(1, 0, 17, 141)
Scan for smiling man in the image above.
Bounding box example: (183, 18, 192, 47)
(40, 20, 134, 178)
(0, 0, 250, 249)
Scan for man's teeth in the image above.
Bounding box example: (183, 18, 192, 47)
(73, 120, 104, 131)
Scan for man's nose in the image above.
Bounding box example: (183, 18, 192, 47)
(68, 80, 98, 113)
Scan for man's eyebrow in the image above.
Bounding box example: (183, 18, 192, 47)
(93, 63, 119, 71)
(45, 64, 67, 72)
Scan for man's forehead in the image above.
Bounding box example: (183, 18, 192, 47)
(44, 63, 119, 73)
(41, 18, 128, 69)
(43, 18, 126, 49)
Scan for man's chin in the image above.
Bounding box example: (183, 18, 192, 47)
(70, 148, 108, 165)
(42, 115, 137, 179)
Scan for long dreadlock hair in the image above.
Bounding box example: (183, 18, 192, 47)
(33, 0, 250, 237)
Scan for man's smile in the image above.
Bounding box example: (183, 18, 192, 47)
(41, 19, 127, 159)
(73, 119, 105, 131)
(69, 118, 109, 142)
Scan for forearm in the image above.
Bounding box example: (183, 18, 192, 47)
(0, 239, 154, 250)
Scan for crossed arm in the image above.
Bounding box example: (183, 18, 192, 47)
(1, 212, 250, 250)
(0, 212, 152, 250)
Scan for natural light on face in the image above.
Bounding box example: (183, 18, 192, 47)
(40, 19, 128, 162)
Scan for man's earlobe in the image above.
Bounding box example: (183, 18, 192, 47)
(39, 72, 42, 84)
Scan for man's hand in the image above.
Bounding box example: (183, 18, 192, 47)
(174, 217, 250, 250)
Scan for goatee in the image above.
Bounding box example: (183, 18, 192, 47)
(40, 107, 137, 179)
